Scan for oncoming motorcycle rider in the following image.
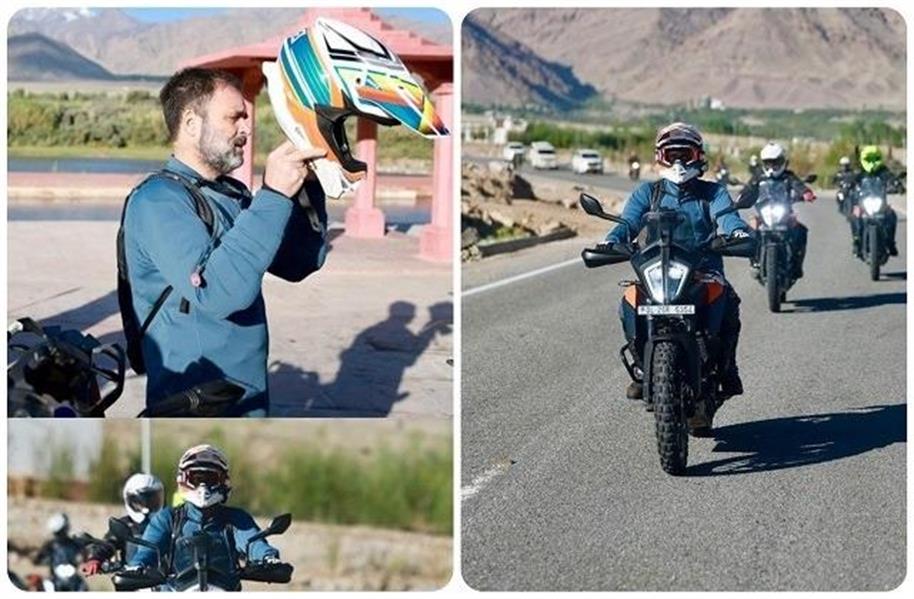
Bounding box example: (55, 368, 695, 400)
(852, 145, 901, 257)
(126, 444, 287, 590)
(737, 142, 816, 279)
(602, 122, 751, 426)
(34, 513, 89, 591)
(82, 473, 165, 576)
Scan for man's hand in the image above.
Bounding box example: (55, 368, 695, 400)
(264, 141, 327, 198)
(802, 189, 816, 202)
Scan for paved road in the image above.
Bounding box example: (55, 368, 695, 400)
(462, 189, 906, 590)
(464, 153, 635, 192)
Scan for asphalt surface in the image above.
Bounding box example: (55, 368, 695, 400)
(461, 187, 906, 591)
(464, 153, 636, 190)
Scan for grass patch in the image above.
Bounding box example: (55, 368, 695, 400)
(9, 90, 433, 169)
(72, 427, 451, 536)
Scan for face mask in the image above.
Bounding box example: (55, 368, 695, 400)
(660, 161, 701, 185)
(183, 483, 225, 509)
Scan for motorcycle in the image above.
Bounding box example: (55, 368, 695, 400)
(110, 514, 294, 592)
(748, 175, 816, 312)
(43, 562, 89, 592)
(8, 317, 245, 417)
(836, 179, 854, 219)
(628, 161, 641, 181)
(578, 193, 756, 475)
(852, 175, 893, 280)
(7, 318, 125, 417)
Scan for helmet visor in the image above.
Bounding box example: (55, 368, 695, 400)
(762, 157, 785, 173)
(127, 488, 164, 514)
(184, 468, 226, 489)
(657, 145, 702, 167)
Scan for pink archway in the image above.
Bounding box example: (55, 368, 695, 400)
(181, 8, 452, 261)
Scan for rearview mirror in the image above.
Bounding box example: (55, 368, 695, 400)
(804, 174, 817, 184)
(266, 514, 292, 536)
(579, 193, 626, 224)
(108, 517, 131, 542)
(579, 193, 607, 217)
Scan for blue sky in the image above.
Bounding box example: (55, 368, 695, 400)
(122, 7, 449, 24)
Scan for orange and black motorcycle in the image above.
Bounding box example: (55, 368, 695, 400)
(579, 193, 755, 475)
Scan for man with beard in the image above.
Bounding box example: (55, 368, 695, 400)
(119, 68, 327, 416)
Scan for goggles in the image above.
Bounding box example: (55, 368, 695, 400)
(182, 468, 226, 489)
(656, 144, 703, 167)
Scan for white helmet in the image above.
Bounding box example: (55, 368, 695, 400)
(123, 473, 165, 524)
(760, 142, 787, 177)
(176, 444, 231, 509)
(262, 18, 449, 199)
(47, 512, 69, 536)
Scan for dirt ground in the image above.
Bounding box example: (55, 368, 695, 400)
(7, 497, 451, 591)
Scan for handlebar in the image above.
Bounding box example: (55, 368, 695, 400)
(138, 380, 245, 417)
(240, 562, 294, 584)
(112, 568, 166, 591)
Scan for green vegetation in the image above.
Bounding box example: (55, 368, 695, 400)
(505, 111, 905, 188)
(78, 427, 452, 536)
(43, 445, 76, 500)
(8, 90, 433, 168)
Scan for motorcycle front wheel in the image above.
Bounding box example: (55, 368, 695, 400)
(766, 244, 782, 312)
(651, 341, 688, 475)
(868, 223, 881, 281)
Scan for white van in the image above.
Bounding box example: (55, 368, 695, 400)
(528, 141, 558, 169)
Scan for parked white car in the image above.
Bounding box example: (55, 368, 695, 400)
(572, 149, 604, 174)
(502, 142, 525, 163)
(528, 141, 558, 169)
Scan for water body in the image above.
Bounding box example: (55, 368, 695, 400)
(8, 157, 164, 174)
(8, 202, 430, 226)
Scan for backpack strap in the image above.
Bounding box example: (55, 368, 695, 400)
(649, 179, 664, 212)
(127, 170, 217, 330)
(166, 504, 188, 573)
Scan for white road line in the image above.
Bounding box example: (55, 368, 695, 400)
(461, 462, 512, 501)
(462, 257, 581, 298)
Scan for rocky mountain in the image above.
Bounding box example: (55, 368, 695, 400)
(462, 14, 597, 111)
(8, 32, 115, 81)
(8, 8, 451, 78)
(464, 7, 906, 111)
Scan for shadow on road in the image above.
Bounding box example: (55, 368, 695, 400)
(268, 300, 452, 417)
(882, 271, 907, 280)
(689, 404, 905, 476)
(785, 292, 906, 313)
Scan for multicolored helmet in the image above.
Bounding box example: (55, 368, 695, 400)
(263, 18, 449, 198)
(859, 145, 884, 174)
(176, 444, 231, 509)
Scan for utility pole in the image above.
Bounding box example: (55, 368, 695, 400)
(142, 419, 151, 473)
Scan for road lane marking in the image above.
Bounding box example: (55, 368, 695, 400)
(461, 460, 513, 500)
(463, 257, 581, 297)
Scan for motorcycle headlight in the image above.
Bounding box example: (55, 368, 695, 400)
(861, 195, 884, 215)
(641, 259, 690, 304)
(54, 564, 76, 579)
(759, 203, 787, 227)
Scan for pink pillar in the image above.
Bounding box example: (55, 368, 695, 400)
(232, 68, 259, 189)
(344, 119, 385, 238)
(419, 82, 453, 262)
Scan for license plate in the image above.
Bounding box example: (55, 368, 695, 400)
(638, 304, 695, 316)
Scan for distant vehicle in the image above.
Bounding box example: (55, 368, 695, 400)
(528, 141, 558, 170)
(502, 142, 525, 164)
(572, 149, 604, 174)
